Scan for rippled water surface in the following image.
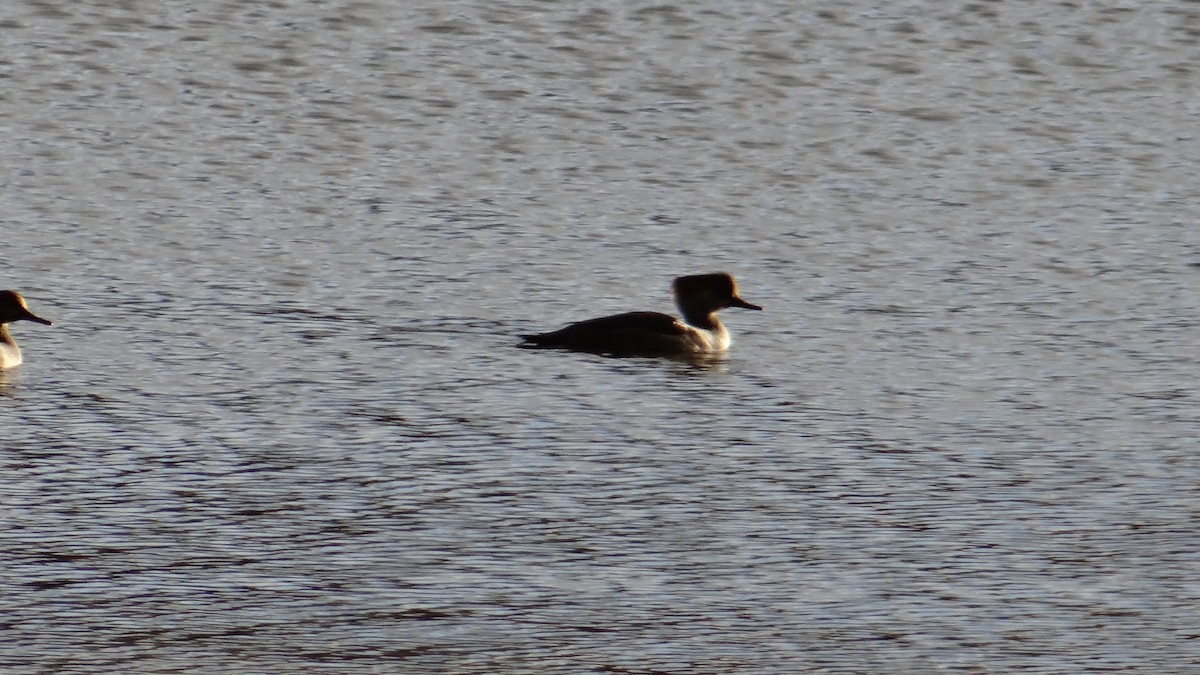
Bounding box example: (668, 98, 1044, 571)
(2, 1, 1198, 673)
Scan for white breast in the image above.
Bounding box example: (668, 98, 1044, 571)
(684, 324, 731, 353)
(0, 341, 22, 369)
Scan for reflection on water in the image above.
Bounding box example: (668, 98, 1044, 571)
(0, 369, 18, 395)
(521, 345, 734, 372)
(2, 0, 1198, 673)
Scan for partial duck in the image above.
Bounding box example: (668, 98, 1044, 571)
(0, 290, 52, 368)
(521, 272, 761, 356)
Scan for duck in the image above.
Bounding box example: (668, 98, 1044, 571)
(0, 290, 52, 368)
(520, 272, 761, 356)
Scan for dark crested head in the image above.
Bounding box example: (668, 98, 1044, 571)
(673, 273, 762, 311)
(0, 290, 52, 325)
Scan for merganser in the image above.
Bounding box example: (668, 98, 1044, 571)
(0, 290, 52, 368)
(520, 272, 761, 355)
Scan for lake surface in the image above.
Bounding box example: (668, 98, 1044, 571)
(2, 1, 1198, 673)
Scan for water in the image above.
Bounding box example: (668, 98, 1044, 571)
(2, 1, 1198, 672)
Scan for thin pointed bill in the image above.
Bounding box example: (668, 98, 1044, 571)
(23, 309, 52, 325)
(729, 297, 762, 311)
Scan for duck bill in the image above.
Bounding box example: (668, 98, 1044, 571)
(23, 309, 52, 325)
(730, 297, 762, 311)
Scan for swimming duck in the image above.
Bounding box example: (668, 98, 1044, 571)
(0, 290, 52, 368)
(521, 272, 761, 355)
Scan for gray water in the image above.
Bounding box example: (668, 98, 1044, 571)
(2, 1, 1198, 673)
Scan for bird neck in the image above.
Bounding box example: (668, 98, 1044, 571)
(677, 300, 720, 330)
(0, 324, 21, 367)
